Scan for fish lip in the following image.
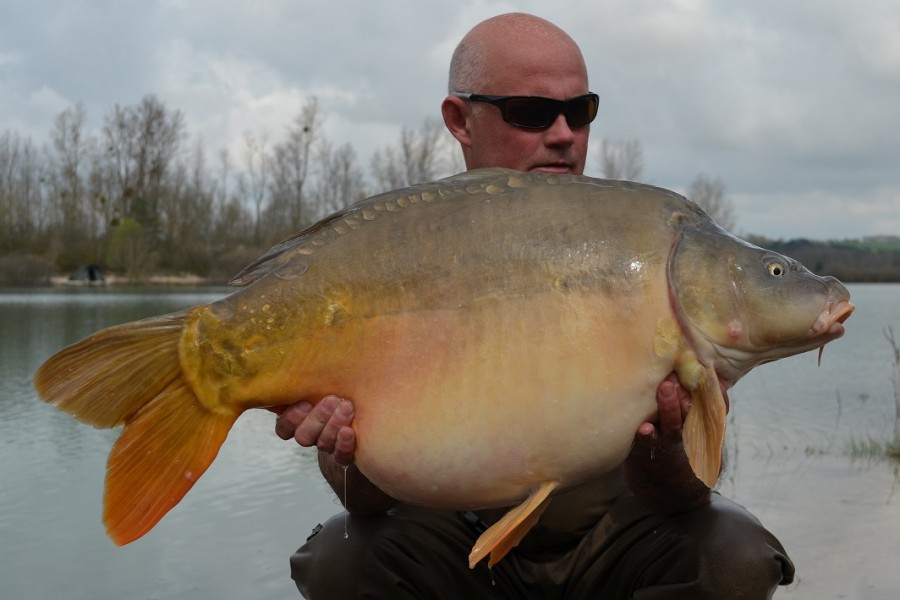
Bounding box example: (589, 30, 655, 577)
(811, 300, 855, 338)
(811, 296, 854, 366)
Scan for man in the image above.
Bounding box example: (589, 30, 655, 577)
(277, 13, 795, 599)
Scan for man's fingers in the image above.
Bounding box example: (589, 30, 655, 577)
(332, 427, 356, 466)
(289, 395, 338, 447)
(274, 395, 358, 464)
(311, 398, 355, 454)
(274, 401, 313, 440)
(634, 421, 658, 442)
(656, 379, 686, 437)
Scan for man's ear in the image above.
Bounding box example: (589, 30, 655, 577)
(441, 95, 472, 148)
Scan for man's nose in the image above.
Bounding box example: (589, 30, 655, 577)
(543, 113, 577, 145)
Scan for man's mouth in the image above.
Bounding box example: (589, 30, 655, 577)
(530, 163, 572, 174)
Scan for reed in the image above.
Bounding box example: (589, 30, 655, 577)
(846, 327, 900, 461)
(889, 327, 900, 449)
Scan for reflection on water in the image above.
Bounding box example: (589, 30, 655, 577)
(0, 284, 898, 599)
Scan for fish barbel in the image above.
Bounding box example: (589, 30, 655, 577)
(34, 168, 853, 568)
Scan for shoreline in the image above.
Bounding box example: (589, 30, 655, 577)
(48, 273, 218, 287)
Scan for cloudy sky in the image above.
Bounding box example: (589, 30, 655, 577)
(2, 0, 898, 240)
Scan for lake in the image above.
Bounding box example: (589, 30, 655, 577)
(1, 284, 898, 599)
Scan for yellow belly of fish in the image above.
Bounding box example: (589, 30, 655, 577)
(199, 289, 675, 509)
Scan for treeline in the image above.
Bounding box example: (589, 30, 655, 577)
(0, 95, 461, 284)
(747, 236, 900, 282)
(4, 93, 894, 285)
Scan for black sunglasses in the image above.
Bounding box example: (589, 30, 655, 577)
(451, 92, 599, 129)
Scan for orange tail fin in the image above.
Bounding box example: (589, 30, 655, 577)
(33, 308, 238, 545)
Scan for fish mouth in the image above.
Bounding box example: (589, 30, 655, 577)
(811, 299, 855, 339)
(812, 299, 854, 366)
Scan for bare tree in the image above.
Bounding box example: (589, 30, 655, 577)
(0, 131, 19, 250)
(86, 147, 115, 239)
(268, 98, 321, 236)
(102, 103, 138, 220)
(49, 104, 87, 232)
(0, 131, 46, 253)
(212, 147, 251, 245)
(598, 139, 644, 180)
(134, 95, 186, 224)
(101, 95, 185, 228)
(237, 131, 270, 245)
(370, 118, 446, 191)
(313, 140, 367, 223)
(687, 172, 736, 231)
(218, 147, 231, 202)
(157, 139, 215, 270)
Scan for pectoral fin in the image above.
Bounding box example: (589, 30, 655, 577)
(467, 480, 559, 569)
(681, 365, 727, 488)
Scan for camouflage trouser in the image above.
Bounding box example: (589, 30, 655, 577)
(291, 493, 794, 599)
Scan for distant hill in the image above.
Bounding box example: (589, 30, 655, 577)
(746, 235, 900, 283)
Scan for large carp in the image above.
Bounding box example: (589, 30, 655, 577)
(34, 168, 853, 568)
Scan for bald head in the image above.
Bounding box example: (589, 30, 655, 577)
(441, 13, 592, 175)
(448, 13, 587, 94)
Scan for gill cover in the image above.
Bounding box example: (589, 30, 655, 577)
(668, 221, 843, 385)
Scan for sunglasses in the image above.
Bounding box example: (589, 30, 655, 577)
(451, 92, 599, 129)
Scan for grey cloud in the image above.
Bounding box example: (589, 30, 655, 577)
(1, 0, 896, 239)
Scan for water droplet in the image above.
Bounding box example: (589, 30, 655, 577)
(342, 464, 350, 540)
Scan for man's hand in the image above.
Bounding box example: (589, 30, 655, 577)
(623, 373, 711, 514)
(275, 396, 356, 466)
(274, 396, 397, 514)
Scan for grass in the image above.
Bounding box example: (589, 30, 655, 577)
(846, 436, 900, 460)
(845, 327, 900, 463)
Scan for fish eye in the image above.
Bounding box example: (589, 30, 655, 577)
(767, 262, 785, 277)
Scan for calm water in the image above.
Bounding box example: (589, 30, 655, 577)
(0, 287, 340, 600)
(1, 284, 898, 599)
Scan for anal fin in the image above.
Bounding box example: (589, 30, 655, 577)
(467, 480, 559, 569)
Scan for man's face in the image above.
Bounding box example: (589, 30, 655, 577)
(451, 37, 592, 176)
